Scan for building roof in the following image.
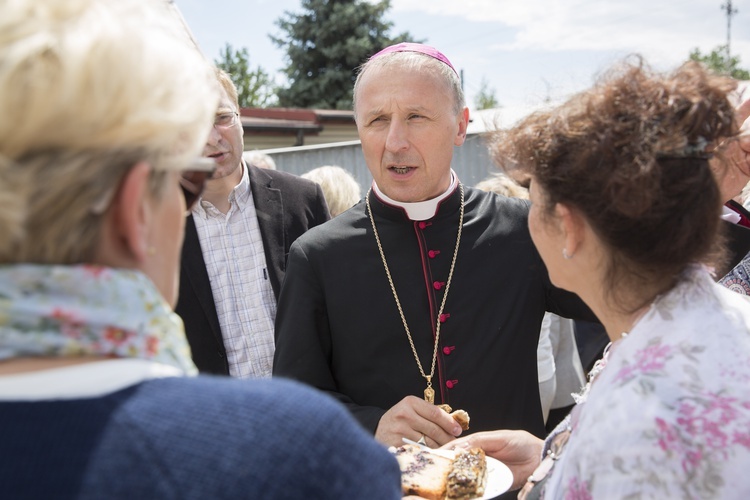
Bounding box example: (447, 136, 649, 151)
(239, 116, 322, 134)
(240, 108, 353, 133)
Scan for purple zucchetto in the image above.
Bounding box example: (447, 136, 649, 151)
(369, 42, 458, 75)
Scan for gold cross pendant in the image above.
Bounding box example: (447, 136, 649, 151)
(423, 376, 435, 404)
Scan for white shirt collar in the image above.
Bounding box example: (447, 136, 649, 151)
(0, 359, 183, 401)
(372, 171, 458, 221)
(193, 161, 251, 217)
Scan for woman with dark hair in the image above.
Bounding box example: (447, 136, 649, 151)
(445, 59, 750, 498)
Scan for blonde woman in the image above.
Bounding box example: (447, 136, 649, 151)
(0, 0, 400, 498)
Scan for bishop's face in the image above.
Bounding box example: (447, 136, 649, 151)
(355, 63, 469, 203)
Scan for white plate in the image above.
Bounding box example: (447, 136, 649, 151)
(478, 456, 513, 499)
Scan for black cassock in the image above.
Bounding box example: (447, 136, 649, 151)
(273, 184, 595, 439)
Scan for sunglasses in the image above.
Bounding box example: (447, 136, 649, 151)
(180, 157, 216, 211)
(90, 157, 216, 215)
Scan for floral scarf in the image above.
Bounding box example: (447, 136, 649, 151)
(0, 264, 197, 375)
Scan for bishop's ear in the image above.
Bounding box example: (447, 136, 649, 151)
(454, 107, 470, 146)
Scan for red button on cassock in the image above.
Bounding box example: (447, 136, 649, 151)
(433, 281, 445, 290)
(446, 379, 458, 389)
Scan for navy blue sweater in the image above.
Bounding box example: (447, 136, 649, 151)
(0, 376, 401, 499)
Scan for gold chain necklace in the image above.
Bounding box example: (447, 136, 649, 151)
(366, 184, 464, 403)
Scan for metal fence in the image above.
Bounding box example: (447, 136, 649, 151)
(244, 132, 501, 190)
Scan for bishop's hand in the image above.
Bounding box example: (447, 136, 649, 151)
(374, 395, 463, 448)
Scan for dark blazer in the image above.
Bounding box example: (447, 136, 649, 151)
(176, 165, 330, 375)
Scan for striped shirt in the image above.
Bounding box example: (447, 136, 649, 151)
(192, 164, 276, 378)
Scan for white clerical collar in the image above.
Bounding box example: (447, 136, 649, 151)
(372, 171, 458, 221)
(722, 205, 742, 224)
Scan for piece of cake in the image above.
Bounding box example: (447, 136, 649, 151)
(392, 444, 453, 500)
(390, 444, 488, 499)
(450, 409, 470, 431)
(436, 404, 471, 431)
(446, 448, 488, 499)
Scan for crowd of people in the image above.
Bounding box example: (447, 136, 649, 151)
(3, 0, 750, 498)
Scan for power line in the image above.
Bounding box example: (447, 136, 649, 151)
(721, 0, 738, 60)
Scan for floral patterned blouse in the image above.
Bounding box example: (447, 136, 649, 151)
(542, 266, 750, 499)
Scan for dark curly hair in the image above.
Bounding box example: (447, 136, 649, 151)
(490, 57, 739, 312)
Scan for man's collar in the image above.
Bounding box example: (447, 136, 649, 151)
(192, 161, 251, 216)
(371, 171, 458, 221)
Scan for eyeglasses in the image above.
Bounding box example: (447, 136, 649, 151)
(213, 112, 239, 129)
(180, 157, 215, 211)
(90, 157, 215, 215)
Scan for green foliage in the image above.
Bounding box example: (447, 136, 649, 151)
(689, 45, 750, 80)
(215, 43, 277, 108)
(271, 0, 421, 110)
(474, 78, 500, 110)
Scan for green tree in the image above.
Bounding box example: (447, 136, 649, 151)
(215, 43, 277, 108)
(474, 78, 500, 110)
(689, 45, 750, 80)
(271, 0, 420, 110)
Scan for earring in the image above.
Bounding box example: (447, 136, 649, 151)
(562, 248, 572, 260)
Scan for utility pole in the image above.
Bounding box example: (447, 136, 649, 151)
(721, 0, 738, 70)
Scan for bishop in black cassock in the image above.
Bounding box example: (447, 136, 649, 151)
(273, 182, 596, 439)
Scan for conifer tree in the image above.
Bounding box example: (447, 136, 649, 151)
(271, 0, 418, 109)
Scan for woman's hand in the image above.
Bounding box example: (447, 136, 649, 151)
(440, 429, 543, 491)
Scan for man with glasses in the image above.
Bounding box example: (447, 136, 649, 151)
(176, 68, 330, 378)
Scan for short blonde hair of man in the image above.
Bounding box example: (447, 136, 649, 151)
(0, 0, 217, 264)
(215, 67, 240, 110)
(301, 165, 362, 217)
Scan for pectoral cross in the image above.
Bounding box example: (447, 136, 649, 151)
(423, 376, 435, 404)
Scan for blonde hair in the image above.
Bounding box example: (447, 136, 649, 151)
(246, 150, 276, 170)
(215, 67, 240, 110)
(0, 0, 218, 263)
(475, 173, 529, 200)
(301, 166, 361, 217)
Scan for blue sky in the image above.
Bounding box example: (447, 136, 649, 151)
(177, 0, 750, 126)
